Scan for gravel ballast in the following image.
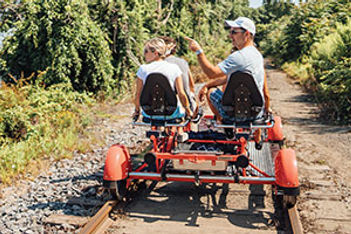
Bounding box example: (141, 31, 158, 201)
(0, 103, 147, 233)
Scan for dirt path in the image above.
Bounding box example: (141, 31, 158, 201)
(103, 61, 351, 234)
(266, 63, 351, 233)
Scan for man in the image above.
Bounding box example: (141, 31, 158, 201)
(159, 36, 198, 116)
(185, 16, 270, 122)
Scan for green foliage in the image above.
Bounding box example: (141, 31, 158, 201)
(260, 0, 351, 64)
(0, 0, 114, 93)
(259, 14, 291, 64)
(1, 0, 258, 96)
(1, 0, 258, 97)
(0, 80, 94, 182)
(309, 20, 351, 121)
(254, 1, 295, 46)
(0, 0, 24, 32)
(258, 0, 351, 123)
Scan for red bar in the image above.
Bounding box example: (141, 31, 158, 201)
(135, 163, 148, 172)
(248, 162, 271, 177)
(128, 175, 275, 185)
(150, 135, 158, 152)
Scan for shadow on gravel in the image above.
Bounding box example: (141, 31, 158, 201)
(285, 94, 316, 104)
(49, 168, 104, 184)
(282, 94, 351, 135)
(285, 117, 351, 135)
(126, 182, 273, 230)
(27, 168, 105, 217)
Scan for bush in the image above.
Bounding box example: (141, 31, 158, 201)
(258, 0, 351, 123)
(0, 81, 94, 182)
(260, 0, 351, 65)
(0, 0, 114, 93)
(310, 20, 351, 121)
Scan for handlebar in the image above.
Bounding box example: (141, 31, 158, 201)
(132, 119, 191, 128)
(213, 114, 275, 129)
(213, 120, 274, 129)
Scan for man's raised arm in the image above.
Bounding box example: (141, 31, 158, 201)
(184, 36, 225, 79)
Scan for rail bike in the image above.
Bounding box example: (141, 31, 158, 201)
(102, 71, 300, 209)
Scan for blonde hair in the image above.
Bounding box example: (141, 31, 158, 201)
(144, 38, 166, 59)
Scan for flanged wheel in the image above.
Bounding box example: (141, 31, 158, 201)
(110, 180, 127, 201)
(273, 194, 297, 209)
(282, 195, 297, 209)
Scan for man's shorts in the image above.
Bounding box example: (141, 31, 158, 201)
(209, 88, 264, 121)
(209, 88, 233, 120)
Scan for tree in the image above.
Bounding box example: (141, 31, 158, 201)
(0, 0, 114, 93)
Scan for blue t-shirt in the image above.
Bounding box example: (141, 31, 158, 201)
(218, 46, 265, 101)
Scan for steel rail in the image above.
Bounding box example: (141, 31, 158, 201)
(288, 206, 303, 234)
(79, 200, 117, 234)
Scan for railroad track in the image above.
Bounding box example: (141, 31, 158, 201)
(69, 163, 351, 234)
(76, 182, 303, 234)
(42, 144, 304, 233)
(288, 206, 303, 234)
(77, 180, 147, 234)
(79, 200, 117, 234)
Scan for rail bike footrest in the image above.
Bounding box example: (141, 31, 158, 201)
(177, 133, 189, 142)
(247, 142, 275, 176)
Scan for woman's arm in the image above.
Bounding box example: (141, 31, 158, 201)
(184, 37, 226, 79)
(175, 76, 192, 116)
(133, 78, 143, 120)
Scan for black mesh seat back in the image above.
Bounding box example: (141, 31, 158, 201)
(222, 71, 263, 121)
(140, 73, 177, 116)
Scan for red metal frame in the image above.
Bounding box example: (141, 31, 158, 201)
(128, 173, 275, 185)
(131, 125, 276, 184)
(103, 114, 299, 193)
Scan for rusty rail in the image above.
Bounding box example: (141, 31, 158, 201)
(79, 200, 117, 234)
(288, 206, 303, 234)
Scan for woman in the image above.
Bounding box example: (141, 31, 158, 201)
(133, 38, 192, 121)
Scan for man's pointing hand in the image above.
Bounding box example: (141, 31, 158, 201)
(184, 36, 201, 52)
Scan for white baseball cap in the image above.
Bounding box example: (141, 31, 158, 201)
(225, 17, 256, 36)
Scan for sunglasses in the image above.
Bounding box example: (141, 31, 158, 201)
(144, 47, 156, 54)
(230, 29, 246, 35)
